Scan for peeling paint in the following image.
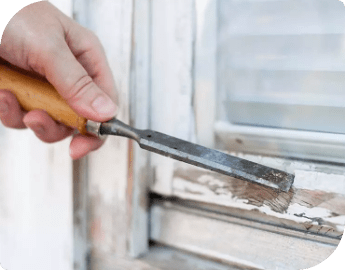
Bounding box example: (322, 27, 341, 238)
(172, 160, 345, 236)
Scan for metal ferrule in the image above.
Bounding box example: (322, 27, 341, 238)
(86, 120, 102, 137)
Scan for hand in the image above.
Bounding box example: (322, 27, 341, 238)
(0, 1, 118, 159)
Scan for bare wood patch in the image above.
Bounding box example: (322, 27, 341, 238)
(171, 155, 345, 238)
(174, 166, 294, 212)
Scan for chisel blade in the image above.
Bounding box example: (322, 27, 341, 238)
(100, 119, 294, 192)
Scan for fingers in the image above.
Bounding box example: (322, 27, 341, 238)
(35, 38, 117, 123)
(64, 24, 118, 102)
(0, 90, 26, 129)
(0, 89, 74, 143)
(23, 110, 74, 143)
(0, 1, 116, 158)
(69, 134, 104, 160)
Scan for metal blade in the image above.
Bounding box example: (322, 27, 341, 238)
(100, 119, 294, 192)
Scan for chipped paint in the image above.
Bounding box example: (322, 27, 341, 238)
(172, 157, 345, 236)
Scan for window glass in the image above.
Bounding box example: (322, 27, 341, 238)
(218, 0, 345, 133)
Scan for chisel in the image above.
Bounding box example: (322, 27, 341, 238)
(0, 62, 294, 192)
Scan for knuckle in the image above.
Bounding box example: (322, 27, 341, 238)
(86, 31, 100, 47)
(79, 31, 101, 51)
(66, 75, 95, 102)
(0, 98, 25, 129)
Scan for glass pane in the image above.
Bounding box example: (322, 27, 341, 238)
(218, 0, 345, 133)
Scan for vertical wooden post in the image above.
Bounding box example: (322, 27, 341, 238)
(150, 0, 196, 195)
(127, 0, 151, 257)
(194, 0, 217, 148)
(72, 0, 136, 266)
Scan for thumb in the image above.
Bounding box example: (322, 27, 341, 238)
(38, 40, 117, 122)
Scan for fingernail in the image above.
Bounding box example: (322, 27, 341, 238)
(0, 98, 9, 115)
(28, 123, 45, 135)
(92, 96, 117, 118)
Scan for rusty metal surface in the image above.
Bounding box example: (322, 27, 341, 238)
(100, 119, 294, 192)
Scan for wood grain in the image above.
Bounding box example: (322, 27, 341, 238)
(170, 154, 345, 239)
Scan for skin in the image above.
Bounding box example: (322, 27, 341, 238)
(0, 1, 118, 159)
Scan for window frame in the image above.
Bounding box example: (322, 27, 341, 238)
(73, 0, 345, 269)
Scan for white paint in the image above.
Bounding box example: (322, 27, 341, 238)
(324, 216, 345, 233)
(194, 0, 217, 148)
(173, 177, 344, 230)
(294, 170, 345, 194)
(0, 129, 73, 270)
(171, 155, 345, 234)
(173, 176, 312, 224)
(150, 0, 195, 195)
(127, 0, 151, 257)
(151, 203, 337, 270)
(84, 0, 134, 259)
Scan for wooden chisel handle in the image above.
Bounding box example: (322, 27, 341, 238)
(0, 62, 88, 134)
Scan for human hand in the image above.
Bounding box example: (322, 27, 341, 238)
(0, 1, 118, 159)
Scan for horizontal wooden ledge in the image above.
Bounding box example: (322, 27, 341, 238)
(168, 153, 345, 239)
(150, 201, 339, 270)
(150, 197, 340, 246)
(89, 244, 235, 270)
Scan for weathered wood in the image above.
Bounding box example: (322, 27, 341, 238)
(150, 0, 195, 195)
(73, 0, 151, 263)
(82, 0, 133, 260)
(170, 153, 345, 239)
(67, 1, 345, 269)
(74, 0, 133, 264)
(127, 0, 151, 257)
(151, 201, 337, 270)
(71, 2, 92, 269)
(155, 197, 339, 246)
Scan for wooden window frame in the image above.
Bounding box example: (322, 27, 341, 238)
(72, 0, 345, 269)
